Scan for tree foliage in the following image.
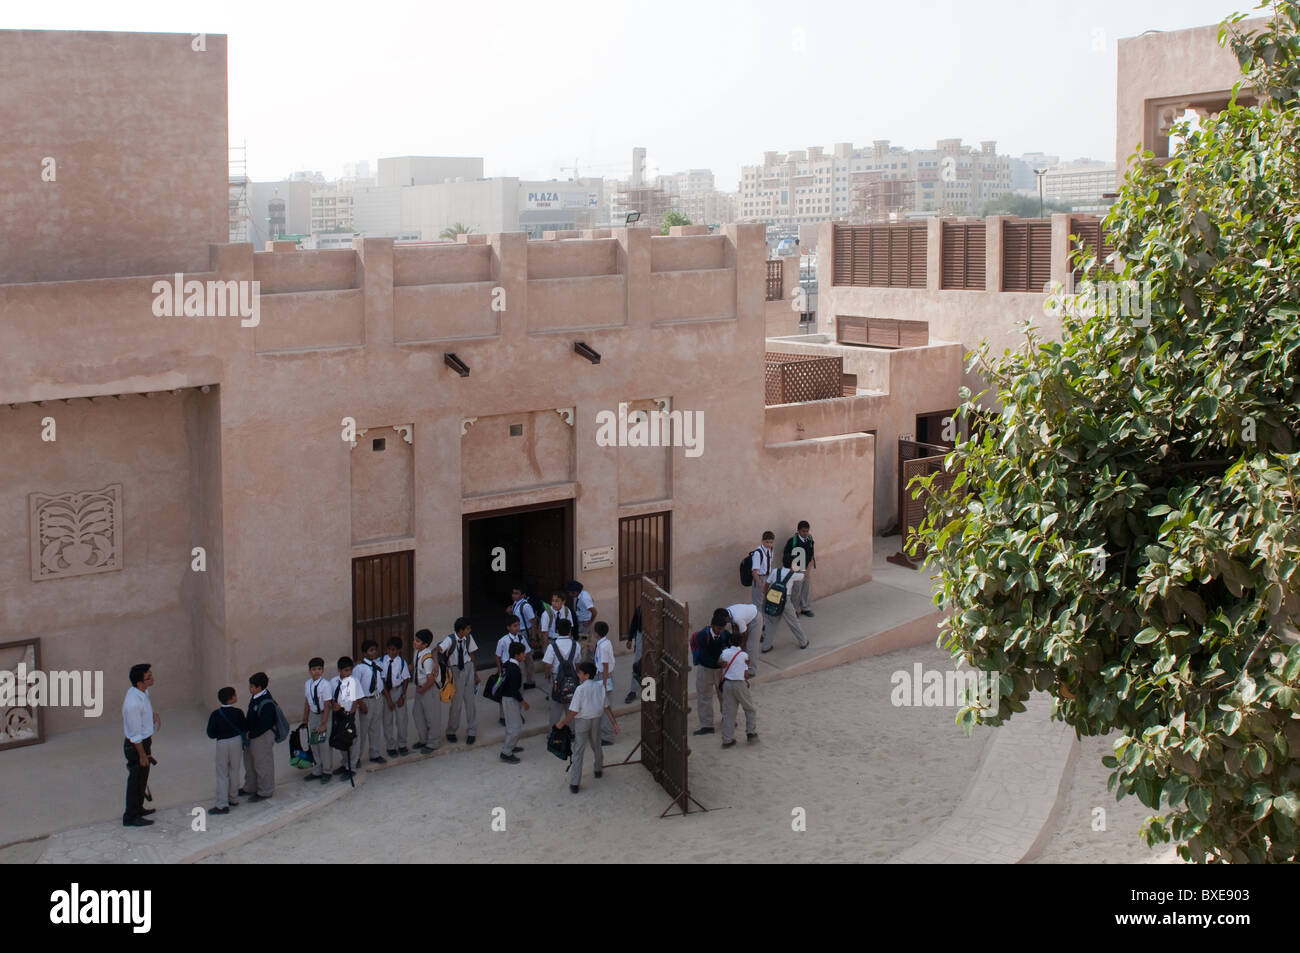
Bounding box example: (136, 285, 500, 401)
(978, 193, 1074, 218)
(914, 1, 1300, 863)
(660, 210, 691, 234)
(439, 222, 473, 240)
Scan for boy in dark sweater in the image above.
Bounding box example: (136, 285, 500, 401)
(243, 672, 277, 801)
(205, 686, 246, 814)
(499, 641, 530, 764)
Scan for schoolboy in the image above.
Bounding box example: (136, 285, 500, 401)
(509, 586, 539, 688)
(243, 672, 277, 800)
(541, 617, 582, 729)
(410, 629, 441, 753)
(301, 658, 332, 782)
(205, 686, 246, 813)
(354, 640, 387, 765)
(538, 591, 573, 651)
(496, 615, 525, 726)
(554, 661, 619, 793)
(439, 618, 480, 744)
(718, 633, 757, 747)
(330, 656, 366, 774)
(592, 620, 617, 744)
(381, 636, 411, 757)
(499, 641, 530, 764)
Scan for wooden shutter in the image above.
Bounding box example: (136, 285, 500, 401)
(1002, 220, 1052, 293)
(908, 224, 927, 288)
(942, 222, 986, 290)
(1069, 216, 1116, 285)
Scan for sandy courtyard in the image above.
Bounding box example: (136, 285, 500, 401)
(206, 644, 994, 864)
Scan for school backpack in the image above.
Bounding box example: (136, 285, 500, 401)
(764, 568, 792, 617)
(550, 640, 580, 703)
(329, 708, 355, 751)
(289, 725, 314, 766)
(690, 626, 725, 668)
(436, 638, 457, 702)
(547, 723, 573, 761)
(483, 670, 505, 703)
(253, 692, 292, 744)
(739, 551, 758, 587)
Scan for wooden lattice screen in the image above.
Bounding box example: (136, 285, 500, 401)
(832, 223, 927, 288)
(764, 351, 844, 404)
(1001, 220, 1053, 293)
(1068, 216, 1117, 285)
(765, 259, 783, 300)
(898, 439, 954, 557)
(940, 221, 987, 290)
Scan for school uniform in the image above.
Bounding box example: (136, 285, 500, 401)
(594, 634, 617, 743)
(205, 703, 246, 808)
(692, 625, 727, 730)
(304, 676, 332, 776)
(567, 678, 607, 787)
(626, 627, 643, 702)
(410, 644, 442, 750)
(244, 689, 277, 797)
(760, 566, 809, 650)
(571, 589, 596, 637)
(748, 545, 774, 646)
(380, 655, 410, 752)
(782, 533, 816, 613)
(718, 646, 756, 743)
(439, 634, 479, 739)
(355, 656, 386, 762)
(726, 602, 761, 676)
(495, 633, 526, 723)
(539, 604, 574, 648)
(121, 686, 154, 825)
(331, 673, 365, 771)
(499, 658, 525, 757)
(542, 635, 582, 728)
(510, 597, 539, 683)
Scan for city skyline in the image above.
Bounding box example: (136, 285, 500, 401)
(7, 0, 1239, 190)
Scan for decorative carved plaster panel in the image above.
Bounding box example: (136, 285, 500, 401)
(30, 484, 124, 581)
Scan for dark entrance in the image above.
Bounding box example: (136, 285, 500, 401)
(351, 550, 414, 661)
(915, 409, 958, 449)
(462, 500, 573, 666)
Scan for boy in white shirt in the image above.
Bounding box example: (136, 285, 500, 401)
(439, 618, 480, 744)
(726, 602, 761, 676)
(301, 657, 332, 782)
(410, 629, 441, 754)
(541, 618, 583, 729)
(354, 641, 387, 766)
(381, 636, 411, 757)
(566, 580, 597, 638)
(329, 657, 366, 775)
(538, 591, 573, 651)
(760, 565, 810, 652)
(717, 635, 757, 747)
(495, 616, 527, 726)
(555, 661, 619, 793)
(592, 620, 617, 744)
(509, 586, 539, 688)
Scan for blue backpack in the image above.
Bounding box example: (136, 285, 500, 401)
(764, 569, 792, 617)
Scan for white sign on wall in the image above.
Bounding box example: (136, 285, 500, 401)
(581, 545, 615, 571)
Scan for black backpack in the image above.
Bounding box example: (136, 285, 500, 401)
(550, 640, 580, 703)
(484, 669, 505, 703)
(739, 549, 760, 587)
(329, 681, 356, 752)
(547, 723, 573, 761)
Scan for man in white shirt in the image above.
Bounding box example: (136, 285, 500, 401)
(439, 618, 480, 744)
(761, 565, 810, 652)
(566, 580, 597, 639)
(509, 586, 539, 688)
(555, 661, 619, 793)
(121, 663, 158, 827)
(541, 618, 583, 729)
(330, 656, 367, 774)
(354, 641, 387, 766)
(410, 630, 441, 754)
(726, 602, 761, 677)
(592, 620, 617, 744)
(380, 636, 411, 757)
(717, 637, 757, 747)
(749, 532, 776, 651)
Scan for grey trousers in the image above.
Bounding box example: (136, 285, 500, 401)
(307, 708, 331, 776)
(721, 679, 757, 742)
(570, 715, 603, 786)
(599, 677, 617, 742)
(411, 686, 440, 748)
(243, 731, 275, 796)
(502, 697, 523, 756)
(760, 601, 807, 650)
(382, 695, 409, 750)
(548, 692, 567, 732)
(695, 664, 719, 729)
(794, 573, 812, 612)
(445, 664, 478, 736)
(214, 736, 242, 807)
(360, 697, 385, 760)
(751, 583, 767, 647)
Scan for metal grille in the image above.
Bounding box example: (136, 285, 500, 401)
(764, 351, 844, 404)
(941, 221, 987, 290)
(765, 259, 783, 300)
(618, 512, 670, 638)
(1001, 219, 1052, 293)
(831, 223, 927, 288)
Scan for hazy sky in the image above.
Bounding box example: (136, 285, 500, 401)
(6, 0, 1250, 189)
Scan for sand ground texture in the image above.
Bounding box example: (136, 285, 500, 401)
(206, 644, 995, 864)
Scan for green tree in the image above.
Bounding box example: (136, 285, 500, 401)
(439, 222, 473, 240)
(660, 210, 691, 234)
(915, 1, 1300, 863)
(978, 193, 1074, 217)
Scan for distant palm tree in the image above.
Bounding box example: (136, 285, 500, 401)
(440, 223, 474, 240)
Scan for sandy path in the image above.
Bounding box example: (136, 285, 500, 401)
(205, 644, 993, 864)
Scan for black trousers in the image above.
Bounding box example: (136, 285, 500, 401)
(123, 735, 152, 821)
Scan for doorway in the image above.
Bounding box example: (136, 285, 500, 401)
(351, 550, 414, 661)
(462, 500, 573, 666)
(915, 409, 957, 449)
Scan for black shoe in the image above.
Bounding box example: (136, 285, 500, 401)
(523, 682, 537, 690)
(446, 733, 457, 743)
(799, 642, 810, 650)
(800, 610, 815, 617)
(761, 646, 773, 654)
(249, 793, 271, 802)
(693, 727, 714, 735)
(499, 717, 506, 725)
(570, 784, 580, 794)
(398, 747, 409, 756)
(595, 770, 603, 778)
(600, 740, 612, 746)
(747, 733, 759, 742)
(370, 756, 387, 764)
(512, 746, 524, 753)
(332, 767, 348, 776)
(319, 774, 331, 783)
(466, 735, 475, 745)
(387, 748, 398, 757)
(624, 691, 637, 704)
(303, 772, 322, 782)
(227, 799, 240, 807)
(140, 808, 156, 816)
(500, 753, 520, 764)
(123, 817, 154, 827)
(722, 739, 736, 748)
(211, 806, 230, 814)
(237, 787, 250, 796)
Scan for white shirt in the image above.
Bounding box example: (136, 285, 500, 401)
(305, 676, 329, 714)
(331, 674, 362, 712)
(572, 589, 596, 623)
(750, 546, 772, 581)
(543, 636, 581, 671)
(568, 678, 607, 719)
(496, 632, 524, 665)
(726, 603, 759, 629)
(356, 657, 384, 696)
(439, 635, 478, 670)
(540, 605, 573, 639)
(594, 636, 616, 676)
(511, 598, 536, 634)
(718, 647, 750, 680)
(122, 686, 154, 743)
(765, 566, 804, 587)
(381, 655, 410, 693)
(414, 646, 436, 686)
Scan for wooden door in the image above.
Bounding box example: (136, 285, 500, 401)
(351, 550, 414, 660)
(618, 512, 670, 637)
